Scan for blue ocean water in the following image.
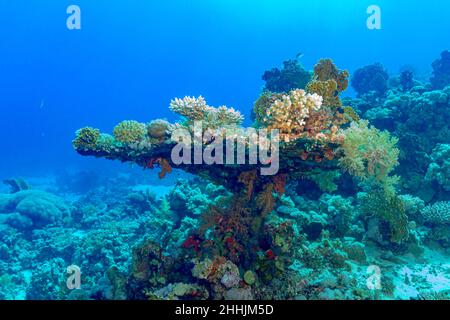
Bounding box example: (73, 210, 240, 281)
(0, 0, 449, 177)
(0, 1, 449, 301)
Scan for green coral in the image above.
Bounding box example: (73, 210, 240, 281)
(252, 92, 282, 126)
(96, 133, 117, 153)
(73, 127, 101, 151)
(359, 189, 409, 243)
(243, 270, 257, 285)
(113, 120, 147, 144)
(306, 169, 341, 193)
(339, 120, 399, 185)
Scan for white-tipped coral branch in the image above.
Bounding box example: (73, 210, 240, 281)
(170, 96, 244, 128)
(263, 89, 323, 142)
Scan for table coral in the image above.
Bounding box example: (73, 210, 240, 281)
(70, 57, 426, 301)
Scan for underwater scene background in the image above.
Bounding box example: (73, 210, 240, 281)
(0, 0, 449, 300)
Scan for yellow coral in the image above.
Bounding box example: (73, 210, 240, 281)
(307, 79, 341, 107)
(73, 127, 101, 151)
(263, 89, 323, 142)
(113, 120, 147, 144)
(313, 58, 349, 92)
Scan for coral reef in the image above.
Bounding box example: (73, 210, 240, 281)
(425, 144, 450, 192)
(431, 50, 450, 89)
(400, 70, 415, 92)
(358, 189, 409, 244)
(70, 59, 410, 298)
(351, 63, 389, 97)
(4, 54, 450, 301)
(262, 56, 312, 93)
(346, 58, 450, 201)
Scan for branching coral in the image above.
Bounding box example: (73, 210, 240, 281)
(169, 96, 243, 129)
(67, 55, 450, 301)
(261, 89, 323, 142)
(400, 70, 415, 92)
(420, 201, 450, 225)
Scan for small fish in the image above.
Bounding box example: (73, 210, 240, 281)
(39, 99, 45, 109)
(296, 52, 304, 60)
